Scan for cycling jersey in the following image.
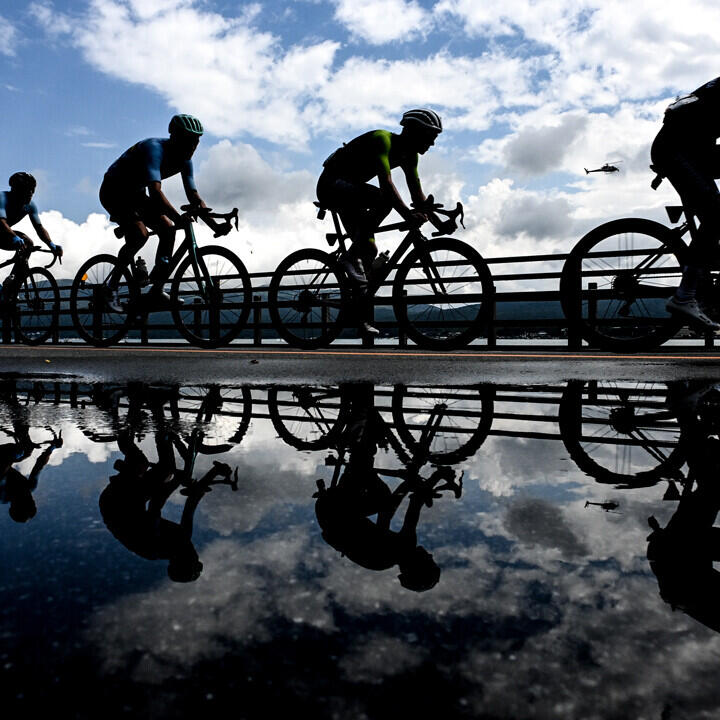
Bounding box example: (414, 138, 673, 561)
(0, 191, 41, 228)
(322, 130, 419, 184)
(102, 138, 198, 195)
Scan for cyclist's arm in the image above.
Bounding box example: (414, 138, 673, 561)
(147, 181, 183, 224)
(181, 163, 223, 233)
(401, 163, 446, 231)
(0, 194, 27, 248)
(28, 205, 62, 257)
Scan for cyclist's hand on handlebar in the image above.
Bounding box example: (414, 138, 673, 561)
(406, 210, 428, 228)
(50, 242, 63, 258)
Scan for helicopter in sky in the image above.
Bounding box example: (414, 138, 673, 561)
(584, 161, 622, 174)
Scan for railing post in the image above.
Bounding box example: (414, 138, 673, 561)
(398, 291, 407, 348)
(705, 329, 714, 349)
(253, 295, 262, 346)
(362, 296, 375, 348)
(193, 297, 202, 338)
(487, 283, 496, 348)
(567, 255, 582, 351)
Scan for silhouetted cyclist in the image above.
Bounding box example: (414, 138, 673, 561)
(647, 381, 720, 631)
(0, 381, 62, 523)
(652, 78, 720, 331)
(313, 384, 460, 591)
(316, 108, 453, 334)
(99, 387, 236, 582)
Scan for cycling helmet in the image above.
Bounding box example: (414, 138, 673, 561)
(168, 114, 204, 137)
(8, 172, 36, 193)
(400, 108, 443, 133)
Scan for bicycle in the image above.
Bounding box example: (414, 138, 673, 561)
(559, 176, 705, 352)
(0, 242, 60, 345)
(267, 196, 493, 349)
(267, 382, 494, 464)
(69, 205, 252, 347)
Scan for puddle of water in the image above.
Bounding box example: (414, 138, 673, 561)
(0, 377, 717, 718)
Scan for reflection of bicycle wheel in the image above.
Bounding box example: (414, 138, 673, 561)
(559, 219, 685, 352)
(268, 249, 348, 349)
(391, 384, 495, 463)
(177, 385, 253, 449)
(559, 380, 685, 488)
(267, 386, 349, 449)
(15, 266, 59, 345)
(70, 254, 138, 347)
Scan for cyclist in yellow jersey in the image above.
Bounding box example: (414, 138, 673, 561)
(317, 108, 454, 334)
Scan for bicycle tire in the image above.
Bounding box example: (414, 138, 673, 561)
(267, 385, 350, 450)
(170, 245, 252, 348)
(559, 218, 685, 352)
(70, 254, 138, 347)
(393, 237, 493, 350)
(558, 380, 685, 489)
(177, 384, 253, 449)
(391, 384, 495, 464)
(268, 249, 348, 349)
(14, 266, 59, 345)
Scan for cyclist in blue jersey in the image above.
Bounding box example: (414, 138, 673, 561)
(652, 77, 720, 330)
(0, 172, 63, 281)
(317, 108, 454, 334)
(100, 114, 221, 311)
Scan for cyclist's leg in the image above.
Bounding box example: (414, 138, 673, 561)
(99, 185, 150, 290)
(653, 135, 720, 328)
(318, 177, 391, 332)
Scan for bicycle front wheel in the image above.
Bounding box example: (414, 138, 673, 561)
(70, 254, 137, 347)
(268, 249, 347, 349)
(391, 384, 495, 464)
(170, 245, 252, 348)
(559, 219, 685, 352)
(15, 266, 59, 345)
(393, 238, 493, 350)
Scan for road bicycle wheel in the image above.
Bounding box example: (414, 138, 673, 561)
(268, 249, 347, 349)
(14, 266, 59, 345)
(170, 245, 252, 348)
(391, 384, 495, 464)
(558, 380, 685, 489)
(393, 238, 493, 350)
(267, 386, 350, 449)
(176, 384, 253, 449)
(70, 254, 138, 347)
(559, 219, 686, 352)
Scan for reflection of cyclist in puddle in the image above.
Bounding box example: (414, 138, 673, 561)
(99, 385, 237, 582)
(0, 382, 62, 523)
(647, 381, 720, 631)
(313, 384, 461, 592)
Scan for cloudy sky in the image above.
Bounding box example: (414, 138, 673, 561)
(1, 0, 718, 278)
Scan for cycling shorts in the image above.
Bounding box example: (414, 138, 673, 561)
(99, 182, 164, 228)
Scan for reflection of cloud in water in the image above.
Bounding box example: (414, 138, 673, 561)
(505, 498, 589, 558)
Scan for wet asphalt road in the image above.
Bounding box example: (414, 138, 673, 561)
(2, 343, 720, 384)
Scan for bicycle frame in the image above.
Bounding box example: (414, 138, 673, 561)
(325, 210, 460, 297)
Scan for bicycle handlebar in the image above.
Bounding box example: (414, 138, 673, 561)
(179, 205, 239, 237)
(411, 194, 465, 236)
(24, 245, 61, 269)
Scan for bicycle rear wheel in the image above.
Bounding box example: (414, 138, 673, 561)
(558, 380, 684, 488)
(559, 219, 685, 352)
(393, 238, 493, 350)
(14, 266, 59, 344)
(170, 245, 252, 348)
(268, 249, 347, 349)
(70, 254, 137, 347)
(267, 386, 350, 449)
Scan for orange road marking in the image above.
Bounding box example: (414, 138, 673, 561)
(6, 345, 720, 361)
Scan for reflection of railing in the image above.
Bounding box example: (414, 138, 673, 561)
(2, 378, 693, 493)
